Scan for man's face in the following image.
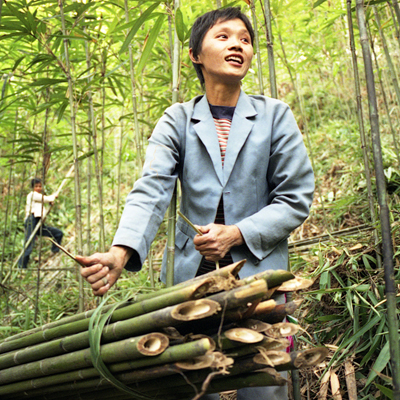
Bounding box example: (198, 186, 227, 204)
(192, 18, 253, 87)
(33, 183, 42, 193)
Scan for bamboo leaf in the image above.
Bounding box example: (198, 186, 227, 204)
(313, 0, 328, 8)
(29, 78, 67, 87)
(136, 14, 166, 75)
(374, 384, 393, 399)
(365, 340, 390, 387)
(119, 2, 161, 55)
(175, 7, 186, 43)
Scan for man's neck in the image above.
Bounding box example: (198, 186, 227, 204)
(204, 82, 241, 107)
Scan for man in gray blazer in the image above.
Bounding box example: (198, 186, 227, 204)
(78, 7, 314, 400)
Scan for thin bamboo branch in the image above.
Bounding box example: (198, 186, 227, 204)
(356, 0, 400, 397)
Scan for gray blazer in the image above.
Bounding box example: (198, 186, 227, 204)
(113, 90, 314, 284)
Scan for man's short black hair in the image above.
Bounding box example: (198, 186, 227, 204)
(189, 7, 254, 87)
(31, 177, 42, 188)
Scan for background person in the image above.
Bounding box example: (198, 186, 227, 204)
(19, 178, 63, 269)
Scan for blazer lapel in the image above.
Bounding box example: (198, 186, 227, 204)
(223, 91, 257, 183)
(192, 95, 224, 185)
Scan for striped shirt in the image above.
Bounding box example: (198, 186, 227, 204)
(195, 104, 236, 276)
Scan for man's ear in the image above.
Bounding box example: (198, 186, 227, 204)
(189, 48, 202, 64)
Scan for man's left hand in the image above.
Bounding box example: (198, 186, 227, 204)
(193, 224, 243, 261)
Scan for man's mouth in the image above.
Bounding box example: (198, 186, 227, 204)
(225, 55, 243, 65)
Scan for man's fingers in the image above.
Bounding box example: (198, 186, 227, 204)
(92, 284, 110, 297)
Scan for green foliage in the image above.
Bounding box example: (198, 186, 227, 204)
(0, 0, 399, 397)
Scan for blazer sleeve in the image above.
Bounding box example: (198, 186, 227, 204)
(112, 103, 186, 270)
(235, 103, 314, 261)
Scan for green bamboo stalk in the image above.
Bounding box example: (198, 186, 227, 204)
(58, 0, 84, 312)
(0, 262, 243, 346)
(84, 25, 94, 256)
(373, 6, 400, 107)
(166, 0, 181, 287)
(124, 0, 142, 172)
(368, 22, 400, 166)
(390, 0, 400, 46)
(356, 0, 400, 398)
(387, 1, 400, 48)
(261, 0, 278, 98)
(33, 87, 52, 324)
(346, 0, 382, 269)
(0, 333, 169, 386)
(11, 165, 26, 261)
(0, 338, 213, 398)
(116, 109, 124, 228)
(0, 279, 213, 359)
(91, 49, 106, 253)
(250, 0, 264, 95)
(0, 109, 17, 279)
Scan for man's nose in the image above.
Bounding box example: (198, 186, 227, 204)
(228, 37, 243, 51)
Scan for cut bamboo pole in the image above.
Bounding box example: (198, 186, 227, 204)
(0, 332, 169, 385)
(238, 268, 294, 289)
(1, 338, 214, 398)
(0, 262, 243, 346)
(275, 347, 330, 370)
(36, 359, 286, 400)
(0, 278, 214, 356)
(254, 300, 300, 324)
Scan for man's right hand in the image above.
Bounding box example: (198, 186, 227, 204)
(76, 246, 133, 296)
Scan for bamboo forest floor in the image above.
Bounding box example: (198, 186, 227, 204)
(1, 182, 399, 399)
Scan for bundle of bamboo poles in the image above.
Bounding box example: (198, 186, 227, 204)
(0, 260, 328, 400)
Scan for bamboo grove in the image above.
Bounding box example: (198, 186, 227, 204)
(0, 0, 399, 398)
